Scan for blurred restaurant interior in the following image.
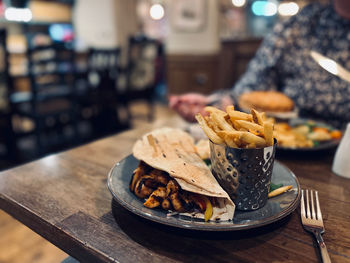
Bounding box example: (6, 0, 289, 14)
(0, 0, 328, 171)
(0, 0, 348, 262)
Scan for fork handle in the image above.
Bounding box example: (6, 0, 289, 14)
(315, 231, 331, 263)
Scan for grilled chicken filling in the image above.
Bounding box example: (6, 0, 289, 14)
(129, 162, 211, 214)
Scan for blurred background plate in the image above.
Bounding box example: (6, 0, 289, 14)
(108, 155, 301, 231)
(276, 118, 341, 152)
(277, 139, 340, 152)
(264, 108, 299, 120)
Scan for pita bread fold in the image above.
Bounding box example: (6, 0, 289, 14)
(133, 127, 235, 221)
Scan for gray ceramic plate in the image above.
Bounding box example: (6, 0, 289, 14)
(107, 155, 301, 231)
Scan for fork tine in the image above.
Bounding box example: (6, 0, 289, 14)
(300, 189, 330, 262)
(301, 189, 306, 218)
(306, 189, 311, 218)
(311, 190, 316, 219)
(315, 191, 323, 221)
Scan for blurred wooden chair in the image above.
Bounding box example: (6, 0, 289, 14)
(80, 48, 129, 137)
(121, 35, 164, 122)
(11, 40, 78, 156)
(0, 29, 15, 161)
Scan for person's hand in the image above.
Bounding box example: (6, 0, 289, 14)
(169, 93, 209, 122)
(169, 93, 234, 122)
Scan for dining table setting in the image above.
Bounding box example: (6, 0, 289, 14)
(0, 110, 350, 263)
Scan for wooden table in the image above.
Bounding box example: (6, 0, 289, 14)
(1, 122, 350, 263)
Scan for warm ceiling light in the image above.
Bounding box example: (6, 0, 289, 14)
(278, 2, 299, 16)
(5, 7, 32, 22)
(150, 4, 164, 20)
(232, 0, 246, 7)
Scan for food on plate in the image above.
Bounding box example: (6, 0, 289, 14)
(274, 121, 342, 148)
(130, 128, 235, 222)
(238, 91, 294, 113)
(274, 123, 313, 148)
(268, 185, 293, 198)
(269, 183, 283, 192)
(195, 105, 275, 148)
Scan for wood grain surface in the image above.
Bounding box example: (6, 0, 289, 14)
(0, 118, 349, 263)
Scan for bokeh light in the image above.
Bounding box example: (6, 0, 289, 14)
(252, 1, 277, 16)
(150, 4, 164, 20)
(5, 7, 32, 22)
(278, 2, 299, 16)
(232, 0, 246, 8)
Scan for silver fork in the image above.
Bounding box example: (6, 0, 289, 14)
(301, 189, 331, 263)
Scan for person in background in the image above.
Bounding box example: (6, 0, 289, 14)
(169, 0, 350, 128)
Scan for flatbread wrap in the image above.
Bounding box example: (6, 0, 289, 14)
(130, 127, 235, 221)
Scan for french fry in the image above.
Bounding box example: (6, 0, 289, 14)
(226, 105, 235, 112)
(195, 114, 224, 145)
(234, 120, 264, 135)
(246, 143, 257, 149)
(263, 122, 274, 146)
(265, 116, 275, 124)
(227, 106, 253, 122)
(251, 109, 264, 125)
(224, 114, 232, 123)
(211, 112, 236, 132)
(204, 106, 227, 116)
(249, 129, 260, 136)
(239, 132, 266, 148)
(231, 121, 242, 131)
(268, 185, 292, 198)
(206, 115, 221, 133)
(217, 131, 241, 148)
(196, 105, 275, 149)
(220, 135, 238, 148)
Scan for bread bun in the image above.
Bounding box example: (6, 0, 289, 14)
(238, 91, 294, 112)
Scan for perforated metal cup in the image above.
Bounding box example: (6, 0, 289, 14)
(210, 140, 276, 211)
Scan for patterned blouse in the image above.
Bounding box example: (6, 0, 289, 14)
(229, 3, 350, 128)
